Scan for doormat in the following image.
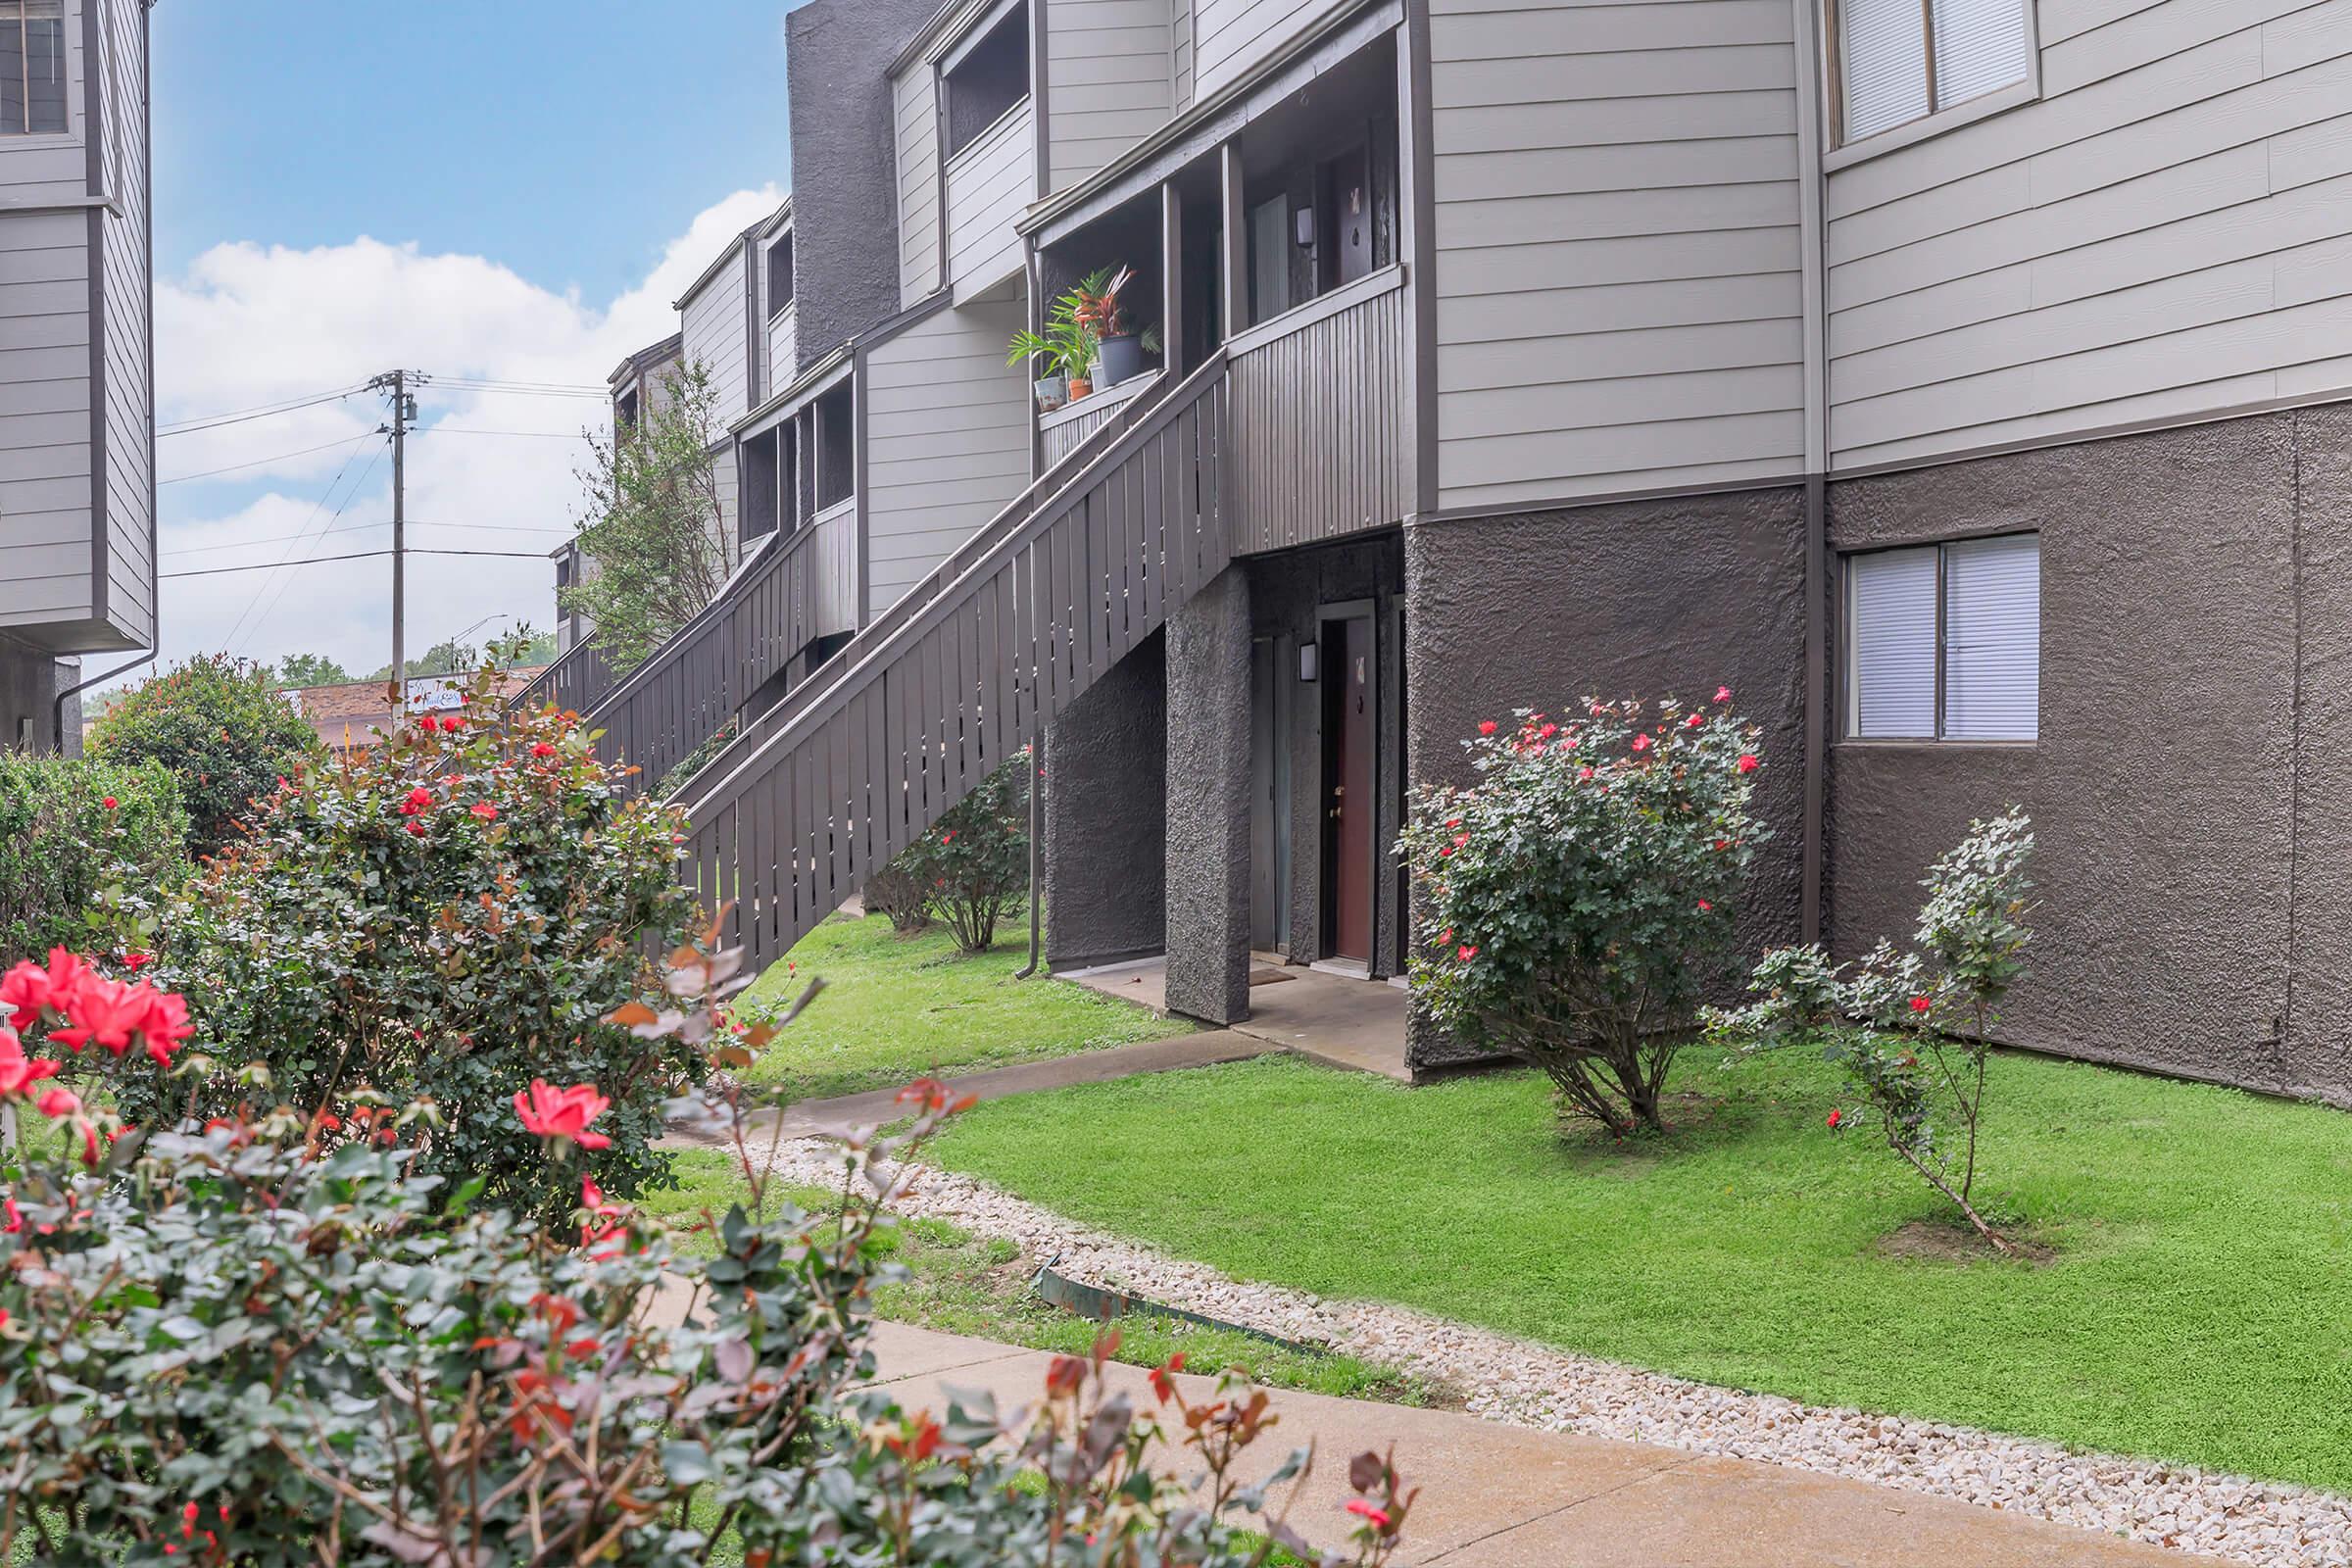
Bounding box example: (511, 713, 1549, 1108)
(1032, 1257, 1320, 1353)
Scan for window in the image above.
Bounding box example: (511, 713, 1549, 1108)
(765, 232, 794, 318)
(1846, 533, 2039, 741)
(0, 0, 66, 135)
(942, 1, 1028, 159)
(1836, 0, 2029, 144)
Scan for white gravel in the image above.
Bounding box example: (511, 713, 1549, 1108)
(767, 1137, 2350, 1568)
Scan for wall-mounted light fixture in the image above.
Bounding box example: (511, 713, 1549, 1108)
(1298, 640, 1319, 683)
(1294, 206, 1315, 250)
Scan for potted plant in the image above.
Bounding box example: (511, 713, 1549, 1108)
(1006, 308, 1097, 410)
(1074, 266, 1150, 387)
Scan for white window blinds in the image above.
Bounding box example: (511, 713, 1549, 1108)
(1840, 0, 2030, 143)
(1848, 547, 1936, 739)
(1942, 533, 2039, 740)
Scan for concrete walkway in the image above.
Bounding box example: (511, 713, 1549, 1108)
(868, 1321, 2194, 1567)
(1061, 953, 1413, 1081)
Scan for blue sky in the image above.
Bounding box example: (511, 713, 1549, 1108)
(154, 2, 800, 298)
(141, 3, 808, 682)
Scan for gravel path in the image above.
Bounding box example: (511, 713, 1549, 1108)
(768, 1138, 2349, 1568)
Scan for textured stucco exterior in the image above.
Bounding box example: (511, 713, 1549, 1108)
(785, 0, 937, 371)
(1403, 488, 1811, 1074)
(1045, 630, 1168, 970)
(1163, 564, 1253, 1024)
(1824, 405, 2352, 1104)
(0, 643, 75, 754)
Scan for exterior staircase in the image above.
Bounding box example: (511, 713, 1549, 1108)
(523, 350, 1234, 973)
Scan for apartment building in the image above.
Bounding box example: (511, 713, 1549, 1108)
(0, 0, 154, 754)
(544, 0, 2352, 1105)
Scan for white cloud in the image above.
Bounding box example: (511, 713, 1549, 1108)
(149, 186, 784, 680)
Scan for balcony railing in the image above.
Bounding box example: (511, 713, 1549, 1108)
(1041, 369, 1160, 468)
(944, 99, 1033, 299)
(1225, 264, 1410, 554)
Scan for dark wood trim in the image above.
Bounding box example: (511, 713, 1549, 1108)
(1160, 179, 1183, 379)
(1397, 0, 1438, 518)
(939, 0, 1023, 75)
(1219, 141, 1247, 341)
(1225, 262, 1401, 357)
(1027, 0, 1052, 196)
(1027, 0, 1402, 249)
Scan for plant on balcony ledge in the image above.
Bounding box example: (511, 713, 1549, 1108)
(1006, 312, 1094, 412)
(1073, 265, 1149, 387)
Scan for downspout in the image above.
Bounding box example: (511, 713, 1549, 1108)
(1791, 0, 1831, 945)
(1016, 233, 1045, 981)
(1015, 720, 1042, 979)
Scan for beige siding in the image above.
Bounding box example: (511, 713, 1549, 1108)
(896, 67, 943, 306)
(1827, 0, 2352, 468)
(710, 441, 740, 557)
(0, 0, 91, 209)
(1047, 0, 1173, 191)
(1174, 0, 1196, 108)
(1192, 0, 1340, 97)
(95, 0, 149, 644)
(680, 245, 753, 427)
(767, 299, 798, 392)
(861, 297, 1032, 617)
(1428, 0, 1806, 509)
(944, 100, 1035, 299)
(0, 210, 94, 639)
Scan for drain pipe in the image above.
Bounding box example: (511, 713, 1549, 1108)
(1014, 722, 1043, 978)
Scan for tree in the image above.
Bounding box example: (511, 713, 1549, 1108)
(561, 362, 732, 672)
(270, 652, 351, 689)
(366, 636, 481, 684)
(85, 655, 324, 860)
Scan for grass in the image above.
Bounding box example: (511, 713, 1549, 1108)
(648, 1149, 1441, 1407)
(734, 911, 1190, 1104)
(925, 1048, 2352, 1493)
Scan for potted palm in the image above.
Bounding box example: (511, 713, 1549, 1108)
(1007, 303, 1098, 410)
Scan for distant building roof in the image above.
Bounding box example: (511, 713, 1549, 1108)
(283, 667, 547, 754)
(608, 332, 684, 390)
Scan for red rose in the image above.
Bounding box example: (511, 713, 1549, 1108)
(1477, 719, 1497, 737)
(513, 1079, 613, 1150)
(1737, 754, 1759, 774)
(531, 742, 557, 759)
(1456, 944, 1478, 961)
(101, 797, 117, 810)
(470, 802, 498, 821)
(1909, 995, 1932, 1014)
(1630, 734, 1652, 754)
(1715, 686, 1732, 703)
(416, 715, 436, 733)
(1827, 1108, 1842, 1130)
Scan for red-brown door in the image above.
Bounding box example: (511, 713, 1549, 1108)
(1324, 615, 1376, 962)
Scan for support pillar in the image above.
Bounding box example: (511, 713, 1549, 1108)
(1164, 564, 1253, 1023)
(1043, 631, 1167, 969)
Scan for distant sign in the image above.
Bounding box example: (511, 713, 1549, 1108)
(404, 677, 466, 712)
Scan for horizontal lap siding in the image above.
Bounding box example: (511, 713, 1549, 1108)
(681, 248, 752, 426)
(0, 0, 91, 208)
(96, 0, 149, 645)
(897, 68, 942, 306)
(945, 102, 1035, 298)
(1193, 0, 1336, 98)
(767, 303, 797, 394)
(1048, 1, 1174, 191)
(0, 210, 93, 637)
(1827, 0, 2352, 469)
(1428, 0, 1806, 510)
(1175, 0, 1196, 107)
(862, 298, 1032, 617)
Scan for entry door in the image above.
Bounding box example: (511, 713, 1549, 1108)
(1322, 613, 1376, 963)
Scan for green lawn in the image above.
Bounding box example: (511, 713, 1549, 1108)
(927, 1050, 2352, 1492)
(647, 1149, 1442, 1406)
(735, 912, 1191, 1104)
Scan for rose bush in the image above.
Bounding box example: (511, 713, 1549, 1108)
(1709, 808, 2035, 1250)
(143, 667, 699, 1217)
(0, 943, 1419, 1567)
(0, 753, 186, 965)
(1398, 694, 1768, 1136)
(86, 653, 323, 859)
(891, 747, 1032, 953)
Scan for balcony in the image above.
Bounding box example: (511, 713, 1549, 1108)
(945, 98, 1034, 301)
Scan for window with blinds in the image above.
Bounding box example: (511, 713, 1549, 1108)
(1846, 533, 2039, 742)
(0, 0, 64, 136)
(1837, 0, 2030, 144)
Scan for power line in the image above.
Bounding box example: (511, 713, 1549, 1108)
(159, 383, 370, 438)
(159, 434, 375, 486)
(218, 434, 380, 652)
(419, 426, 591, 439)
(164, 546, 553, 581)
(228, 442, 386, 655)
(164, 519, 389, 558)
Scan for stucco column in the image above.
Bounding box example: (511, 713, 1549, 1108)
(1044, 630, 1168, 970)
(1163, 564, 1253, 1024)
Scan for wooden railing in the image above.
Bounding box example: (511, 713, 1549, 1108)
(1040, 369, 1158, 467)
(679, 351, 1232, 969)
(1225, 265, 1409, 554)
(511, 630, 621, 718)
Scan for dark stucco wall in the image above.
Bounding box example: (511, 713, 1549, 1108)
(0, 644, 74, 754)
(1402, 488, 1811, 1073)
(1825, 409, 2335, 1099)
(1245, 536, 1407, 974)
(1164, 564, 1253, 1023)
(1044, 630, 1167, 968)
(784, 0, 935, 370)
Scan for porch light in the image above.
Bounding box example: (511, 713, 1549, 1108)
(1299, 641, 1319, 683)
(1294, 206, 1315, 250)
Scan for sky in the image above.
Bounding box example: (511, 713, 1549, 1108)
(140, 2, 811, 686)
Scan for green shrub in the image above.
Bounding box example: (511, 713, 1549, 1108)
(0, 944, 1418, 1568)
(1711, 808, 2035, 1250)
(0, 753, 186, 965)
(1397, 694, 1768, 1136)
(894, 747, 1032, 953)
(86, 654, 324, 859)
(146, 667, 699, 1217)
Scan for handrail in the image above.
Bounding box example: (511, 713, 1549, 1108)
(1226, 263, 1404, 358)
(581, 529, 784, 721)
(509, 632, 616, 717)
(667, 355, 1194, 814)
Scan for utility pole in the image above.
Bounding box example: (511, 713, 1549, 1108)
(368, 370, 418, 725)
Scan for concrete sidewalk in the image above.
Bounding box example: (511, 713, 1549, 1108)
(1061, 954, 1414, 1081)
(867, 1321, 2195, 1567)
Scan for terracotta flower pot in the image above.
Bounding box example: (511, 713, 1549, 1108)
(1068, 375, 1094, 400)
